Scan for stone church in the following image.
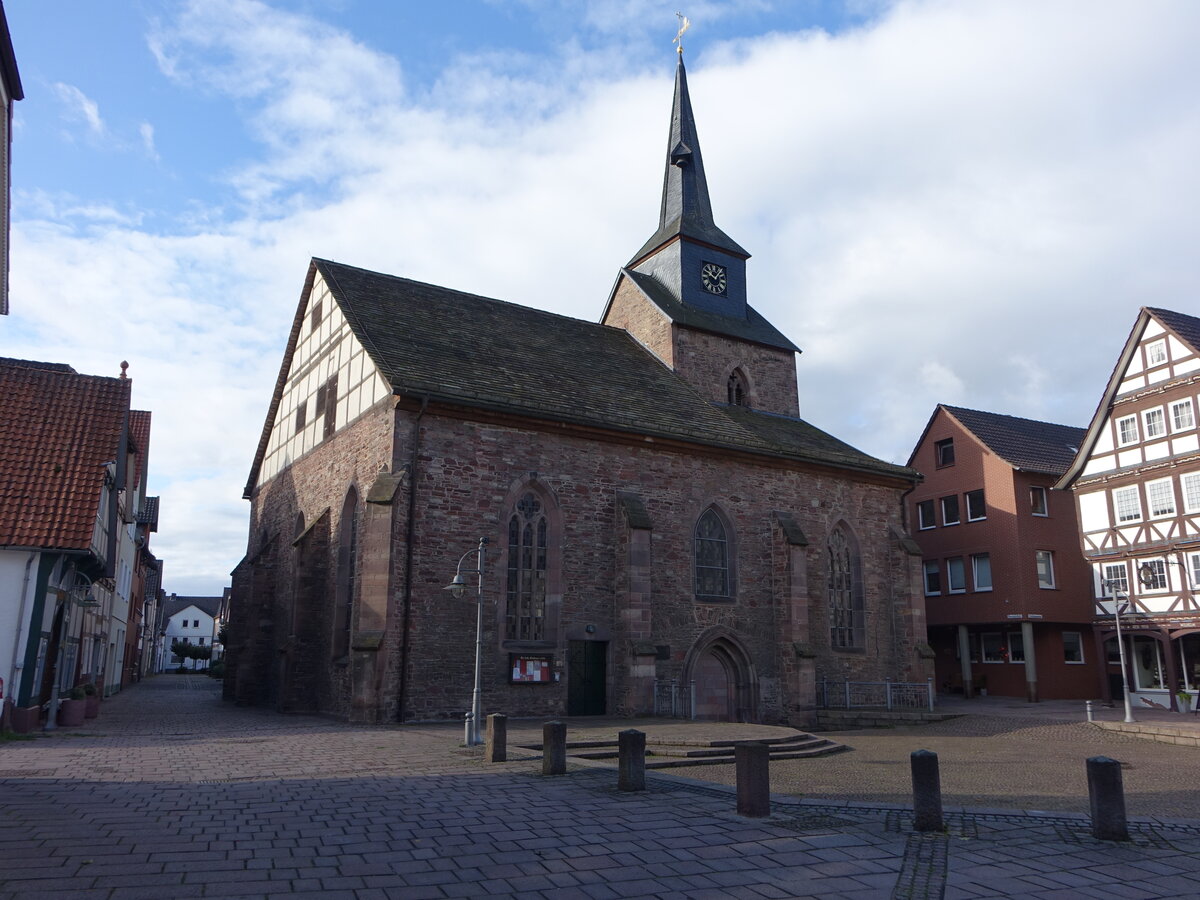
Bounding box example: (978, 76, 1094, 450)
(226, 54, 932, 725)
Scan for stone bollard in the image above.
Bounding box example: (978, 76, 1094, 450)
(618, 729, 646, 792)
(486, 713, 507, 763)
(735, 742, 770, 818)
(542, 721, 567, 776)
(910, 749, 944, 832)
(1087, 756, 1129, 841)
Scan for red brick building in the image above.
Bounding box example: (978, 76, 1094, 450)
(227, 56, 932, 726)
(909, 406, 1097, 701)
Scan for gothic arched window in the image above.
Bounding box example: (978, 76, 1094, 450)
(727, 369, 749, 407)
(506, 493, 547, 640)
(333, 487, 358, 658)
(828, 526, 863, 649)
(695, 507, 731, 599)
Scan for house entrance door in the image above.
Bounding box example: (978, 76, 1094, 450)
(567, 640, 607, 715)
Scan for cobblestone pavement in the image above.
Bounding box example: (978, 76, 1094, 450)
(0, 678, 1197, 899)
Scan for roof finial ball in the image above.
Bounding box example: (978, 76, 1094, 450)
(674, 11, 690, 56)
(119, 360, 129, 379)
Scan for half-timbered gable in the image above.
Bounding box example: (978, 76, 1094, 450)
(1058, 306, 1200, 709)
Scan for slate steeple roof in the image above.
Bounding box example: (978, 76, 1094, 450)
(629, 55, 748, 266)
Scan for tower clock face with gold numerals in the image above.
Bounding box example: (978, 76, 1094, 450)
(700, 261, 727, 295)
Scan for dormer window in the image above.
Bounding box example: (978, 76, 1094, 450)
(727, 370, 749, 407)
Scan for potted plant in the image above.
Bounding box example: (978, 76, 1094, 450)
(57, 686, 87, 727)
(1177, 689, 1193, 713)
(82, 682, 100, 719)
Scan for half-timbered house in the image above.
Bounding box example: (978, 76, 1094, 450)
(1057, 307, 1200, 710)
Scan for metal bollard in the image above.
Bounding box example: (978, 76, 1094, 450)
(1087, 756, 1129, 841)
(735, 742, 770, 818)
(542, 721, 567, 776)
(910, 749, 944, 832)
(486, 713, 507, 763)
(1086, 700, 1094, 723)
(618, 729, 646, 792)
(463, 712, 474, 747)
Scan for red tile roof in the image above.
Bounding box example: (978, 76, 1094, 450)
(0, 358, 130, 550)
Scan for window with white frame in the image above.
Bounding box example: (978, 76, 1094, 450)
(1063, 632, 1084, 664)
(1113, 485, 1142, 523)
(923, 561, 941, 596)
(181, 620, 189, 629)
(971, 553, 992, 591)
(1008, 632, 1025, 663)
(1102, 562, 1129, 597)
(1030, 485, 1048, 516)
(966, 489, 986, 521)
(941, 495, 960, 526)
(947, 557, 966, 593)
(1189, 552, 1200, 591)
(1182, 472, 1200, 513)
(1143, 407, 1166, 439)
(1116, 415, 1139, 446)
(1138, 558, 1168, 591)
(935, 438, 955, 467)
(1146, 339, 1167, 366)
(1146, 478, 1176, 518)
(981, 632, 1006, 663)
(1172, 398, 1195, 431)
(917, 499, 935, 530)
(1036, 550, 1055, 589)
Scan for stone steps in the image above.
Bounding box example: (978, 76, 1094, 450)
(519, 730, 848, 769)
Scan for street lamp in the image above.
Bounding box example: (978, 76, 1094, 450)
(444, 537, 488, 746)
(44, 571, 99, 732)
(1101, 578, 1135, 724)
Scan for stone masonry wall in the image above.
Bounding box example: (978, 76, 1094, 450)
(673, 326, 800, 416)
(601, 276, 675, 368)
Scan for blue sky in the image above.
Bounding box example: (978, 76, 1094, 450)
(5, 0, 1200, 593)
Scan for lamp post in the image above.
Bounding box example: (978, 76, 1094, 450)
(444, 537, 488, 746)
(1101, 578, 1135, 724)
(44, 571, 99, 732)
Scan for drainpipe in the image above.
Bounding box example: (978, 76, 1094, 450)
(396, 395, 428, 723)
(5, 552, 37, 708)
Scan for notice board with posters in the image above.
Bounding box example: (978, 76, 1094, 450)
(510, 655, 554, 684)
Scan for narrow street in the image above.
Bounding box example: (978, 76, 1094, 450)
(1, 677, 1197, 899)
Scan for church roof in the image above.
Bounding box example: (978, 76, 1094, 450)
(629, 56, 748, 265)
(298, 258, 911, 482)
(621, 268, 798, 352)
(939, 405, 1084, 475)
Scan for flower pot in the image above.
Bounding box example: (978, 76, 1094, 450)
(11, 705, 40, 733)
(57, 698, 86, 727)
(84, 694, 101, 718)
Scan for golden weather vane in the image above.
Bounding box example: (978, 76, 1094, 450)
(674, 12, 691, 55)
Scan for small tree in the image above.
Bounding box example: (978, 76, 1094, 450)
(170, 640, 214, 670)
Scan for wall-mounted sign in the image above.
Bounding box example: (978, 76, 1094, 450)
(510, 655, 553, 684)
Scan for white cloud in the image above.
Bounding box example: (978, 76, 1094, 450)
(13, 0, 1200, 590)
(139, 122, 159, 160)
(53, 83, 106, 137)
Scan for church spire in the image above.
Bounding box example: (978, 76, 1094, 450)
(629, 53, 749, 266)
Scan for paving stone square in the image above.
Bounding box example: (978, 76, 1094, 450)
(1, 677, 1198, 899)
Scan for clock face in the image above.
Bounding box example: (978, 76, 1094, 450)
(700, 262, 727, 295)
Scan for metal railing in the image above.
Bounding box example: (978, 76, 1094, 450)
(653, 678, 695, 719)
(819, 677, 936, 712)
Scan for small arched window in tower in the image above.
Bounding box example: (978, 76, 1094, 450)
(695, 508, 730, 599)
(333, 487, 358, 659)
(506, 493, 547, 640)
(727, 369, 749, 407)
(828, 526, 863, 649)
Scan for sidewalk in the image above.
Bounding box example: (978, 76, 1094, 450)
(1, 677, 1198, 899)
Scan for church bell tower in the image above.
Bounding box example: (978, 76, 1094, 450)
(628, 53, 751, 321)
